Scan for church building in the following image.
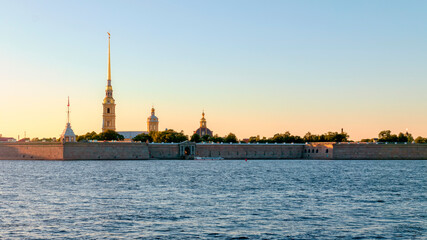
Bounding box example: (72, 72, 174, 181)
(102, 32, 116, 132)
(194, 111, 213, 137)
(61, 97, 76, 143)
(147, 107, 159, 132)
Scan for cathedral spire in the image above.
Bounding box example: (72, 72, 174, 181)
(107, 32, 111, 84)
(67, 96, 70, 124)
(102, 32, 116, 132)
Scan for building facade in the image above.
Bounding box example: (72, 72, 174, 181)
(147, 107, 159, 132)
(102, 32, 116, 132)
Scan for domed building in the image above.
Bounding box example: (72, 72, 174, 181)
(147, 107, 159, 132)
(194, 111, 213, 137)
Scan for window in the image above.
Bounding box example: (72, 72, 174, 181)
(326, 149, 329, 153)
(312, 149, 315, 153)
(316, 149, 319, 153)
(107, 108, 110, 113)
(107, 121, 110, 127)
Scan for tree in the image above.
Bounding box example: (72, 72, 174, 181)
(210, 134, 224, 143)
(224, 133, 238, 143)
(201, 134, 211, 142)
(97, 130, 124, 141)
(378, 130, 412, 143)
(415, 136, 427, 143)
(378, 130, 392, 141)
(152, 129, 188, 143)
(77, 131, 99, 142)
(190, 133, 202, 143)
(397, 133, 408, 143)
(133, 133, 152, 142)
(248, 136, 258, 143)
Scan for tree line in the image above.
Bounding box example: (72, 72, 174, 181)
(75, 129, 427, 144)
(247, 131, 349, 143)
(77, 130, 124, 142)
(361, 130, 427, 143)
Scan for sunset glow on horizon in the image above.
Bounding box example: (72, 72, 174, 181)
(1, 0, 426, 141)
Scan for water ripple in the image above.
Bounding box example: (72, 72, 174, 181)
(0, 160, 425, 239)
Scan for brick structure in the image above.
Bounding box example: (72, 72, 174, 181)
(332, 143, 427, 160)
(195, 143, 304, 159)
(1, 142, 427, 160)
(0, 142, 64, 160)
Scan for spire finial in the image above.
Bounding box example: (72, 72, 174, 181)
(67, 96, 70, 124)
(107, 32, 111, 82)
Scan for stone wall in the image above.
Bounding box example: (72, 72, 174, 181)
(2, 142, 427, 160)
(148, 143, 180, 159)
(303, 143, 334, 160)
(0, 142, 63, 160)
(63, 142, 149, 160)
(333, 143, 427, 160)
(195, 143, 304, 159)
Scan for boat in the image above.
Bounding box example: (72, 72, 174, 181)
(194, 156, 224, 160)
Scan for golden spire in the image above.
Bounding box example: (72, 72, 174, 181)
(107, 32, 111, 83)
(67, 96, 70, 124)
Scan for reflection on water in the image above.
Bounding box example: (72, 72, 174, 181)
(0, 160, 425, 239)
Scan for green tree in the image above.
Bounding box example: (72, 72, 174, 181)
(248, 136, 258, 143)
(152, 129, 188, 143)
(97, 130, 124, 141)
(133, 133, 152, 142)
(415, 136, 427, 143)
(190, 133, 202, 143)
(201, 134, 211, 142)
(210, 134, 224, 143)
(77, 131, 99, 142)
(224, 133, 238, 143)
(397, 133, 408, 143)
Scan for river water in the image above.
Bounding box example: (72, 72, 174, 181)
(0, 160, 425, 239)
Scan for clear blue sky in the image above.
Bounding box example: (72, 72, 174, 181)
(1, 0, 426, 140)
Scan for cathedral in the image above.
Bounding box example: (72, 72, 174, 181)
(102, 32, 116, 132)
(194, 111, 213, 137)
(101, 33, 159, 136)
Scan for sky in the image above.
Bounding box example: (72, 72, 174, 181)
(0, 0, 426, 141)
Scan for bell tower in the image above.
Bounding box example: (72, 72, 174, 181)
(147, 107, 159, 133)
(102, 32, 116, 132)
(200, 111, 207, 128)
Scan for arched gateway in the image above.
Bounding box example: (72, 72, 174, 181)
(178, 141, 196, 159)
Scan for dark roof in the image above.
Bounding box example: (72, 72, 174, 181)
(194, 128, 213, 137)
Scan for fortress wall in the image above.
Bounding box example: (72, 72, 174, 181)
(148, 144, 180, 159)
(332, 143, 427, 160)
(2, 142, 427, 160)
(303, 143, 334, 160)
(63, 142, 149, 160)
(195, 144, 304, 159)
(0, 143, 63, 160)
